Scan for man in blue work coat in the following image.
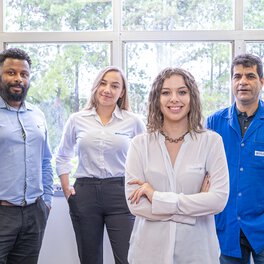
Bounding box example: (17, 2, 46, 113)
(207, 53, 264, 264)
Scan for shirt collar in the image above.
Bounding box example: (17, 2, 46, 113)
(0, 96, 33, 111)
(235, 103, 257, 118)
(112, 105, 123, 120)
(80, 105, 123, 120)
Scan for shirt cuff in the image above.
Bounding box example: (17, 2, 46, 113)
(152, 191, 179, 215)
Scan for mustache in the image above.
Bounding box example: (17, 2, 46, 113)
(8, 83, 26, 90)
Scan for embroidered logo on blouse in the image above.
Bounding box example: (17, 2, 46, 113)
(115, 132, 130, 137)
(255, 151, 264, 157)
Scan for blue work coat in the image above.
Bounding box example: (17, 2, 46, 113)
(206, 100, 264, 258)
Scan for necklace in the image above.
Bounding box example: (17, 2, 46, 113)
(160, 130, 189, 143)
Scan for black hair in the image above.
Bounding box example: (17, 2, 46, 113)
(231, 54, 263, 78)
(0, 48, 32, 68)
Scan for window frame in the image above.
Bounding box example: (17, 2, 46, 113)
(1, 0, 264, 193)
(0, 0, 263, 67)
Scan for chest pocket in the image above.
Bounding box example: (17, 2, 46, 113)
(178, 164, 206, 194)
(250, 142, 264, 168)
(186, 164, 206, 181)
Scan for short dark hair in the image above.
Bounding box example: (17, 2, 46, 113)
(0, 48, 32, 68)
(231, 54, 263, 78)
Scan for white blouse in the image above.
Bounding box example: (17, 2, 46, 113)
(125, 130, 229, 264)
(56, 106, 146, 178)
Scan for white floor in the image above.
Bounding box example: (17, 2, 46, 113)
(38, 196, 115, 264)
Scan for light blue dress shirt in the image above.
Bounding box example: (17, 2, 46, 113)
(56, 106, 146, 179)
(0, 96, 53, 206)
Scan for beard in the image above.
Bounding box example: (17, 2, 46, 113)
(0, 81, 29, 103)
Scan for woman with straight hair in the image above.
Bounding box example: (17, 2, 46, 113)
(125, 67, 229, 264)
(56, 66, 145, 264)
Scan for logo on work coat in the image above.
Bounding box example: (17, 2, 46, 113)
(255, 151, 264, 157)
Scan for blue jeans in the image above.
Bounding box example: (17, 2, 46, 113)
(220, 231, 264, 264)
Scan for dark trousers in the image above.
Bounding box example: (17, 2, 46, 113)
(0, 198, 49, 264)
(220, 230, 264, 264)
(68, 177, 134, 264)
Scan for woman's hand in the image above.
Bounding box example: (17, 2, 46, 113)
(63, 186, 76, 200)
(59, 174, 76, 200)
(128, 179, 154, 204)
(200, 172, 210, 192)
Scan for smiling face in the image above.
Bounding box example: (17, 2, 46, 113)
(160, 74, 190, 127)
(95, 70, 124, 111)
(0, 58, 30, 108)
(232, 64, 263, 112)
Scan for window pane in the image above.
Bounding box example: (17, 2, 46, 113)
(125, 42, 232, 117)
(244, 0, 264, 29)
(122, 0, 233, 30)
(4, 0, 112, 32)
(6, 43, 111, 185)
(246, 42, 264, 99)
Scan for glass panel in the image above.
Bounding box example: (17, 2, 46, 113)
(125, 42, 232, 117)
(246, 42, 264, 99)
(6, 43, 111, 185)
(122, 0, 233, 31)
(4, 0, 112, 32)
(244, 0, 264, 29)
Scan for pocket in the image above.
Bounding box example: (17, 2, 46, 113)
(188, 164, 205, 173)
(183, 163, 206, 186)
(250, 142, 264, 168)
(67, 193, 75, 203)
(39, 198, 50, 219)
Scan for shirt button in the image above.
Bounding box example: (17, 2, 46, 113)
(241, 143, 245, 147)
(238, 192, 242, 197)
(240, 167, 244, 172)
(237, 216, 241, 221)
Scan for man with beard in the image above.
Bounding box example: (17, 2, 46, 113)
(0, 48, 53, 264)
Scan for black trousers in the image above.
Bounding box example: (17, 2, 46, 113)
(68, 177, 134, 264)
(0, 198, 50, 264)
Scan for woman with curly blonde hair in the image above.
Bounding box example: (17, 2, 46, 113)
(125, 67, 229, 264)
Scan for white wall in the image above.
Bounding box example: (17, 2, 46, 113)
(38, 196, 115, 264)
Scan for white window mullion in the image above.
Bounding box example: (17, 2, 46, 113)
(0, 0, 4, 50)
(112, 0, 122, 67)
(234, 0, 244, 31)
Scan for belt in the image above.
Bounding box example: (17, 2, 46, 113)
(0, 200, 17, 206)
(0, 197, 41, 207)
(76, 177, 125, 185)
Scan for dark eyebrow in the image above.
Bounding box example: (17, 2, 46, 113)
(162, 86, 188, 90)
(101, 79, 121, 85)
(246, 73, 258, 76)
(6, 67, 29, 73)
(233, 72, 258, 77)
